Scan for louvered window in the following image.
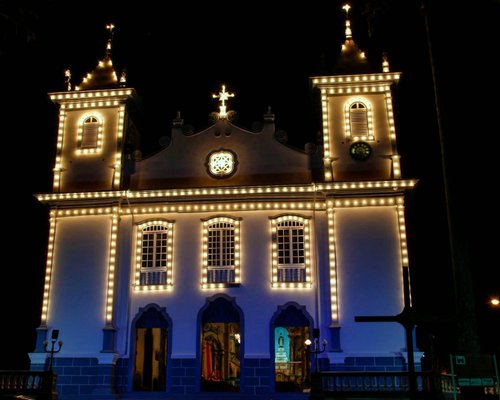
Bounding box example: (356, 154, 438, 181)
(81, 117, 99, 148)
(349, 102, 368, 138)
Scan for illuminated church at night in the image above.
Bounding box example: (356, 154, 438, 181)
(30, 6, 419, 399)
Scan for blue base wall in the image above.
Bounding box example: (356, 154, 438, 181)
(32, 357, 116, 398)
(115, 358, 129, 393)
(330, 356, 416, 372)
(169, 358, 197, 395)
(241, 358, 270, 396)
(31, 355, 416, 399)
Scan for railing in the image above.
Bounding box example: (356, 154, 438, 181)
(0, 370, 57, 400)
(440, 373, 456, 396)
(310, 370, 441, 399)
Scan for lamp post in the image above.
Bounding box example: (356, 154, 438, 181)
(305, 337, 327, 372)
(44, 329, 63, 372)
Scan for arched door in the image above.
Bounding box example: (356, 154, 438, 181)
(271, 302, 313, 392)
(199, 295, 242, 392)
(132, 305, 170, 392)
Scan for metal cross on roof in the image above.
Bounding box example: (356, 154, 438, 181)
(212, 84, 235, 119)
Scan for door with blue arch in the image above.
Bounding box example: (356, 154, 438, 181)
(131, 304, 172, 392)
(198, 294, 243, 392)
(270, 302, 313, 392)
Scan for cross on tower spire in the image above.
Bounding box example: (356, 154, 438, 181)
(342, 3, 352, 40)
(105, 23, 115, 57)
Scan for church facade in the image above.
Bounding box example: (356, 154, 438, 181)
(30, 7, 418, 400)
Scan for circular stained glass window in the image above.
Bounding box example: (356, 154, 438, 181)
(207, 150, 237, 177)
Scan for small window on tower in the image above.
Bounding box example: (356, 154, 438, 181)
(349, 102, 368, 138)
(81, 117, 99, 148)
(76, 113, 104, 154)
(344, 99, 374, 141)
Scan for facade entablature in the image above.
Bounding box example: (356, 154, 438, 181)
(311, 73, 401, 89)
(49, 88, 136, 105)
(36, 179, 417, 207)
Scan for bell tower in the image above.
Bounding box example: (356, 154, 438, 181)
(49, 24, 137, 192)
(311, 4, 402, 182)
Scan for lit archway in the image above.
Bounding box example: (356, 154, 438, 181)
(130, 304, 172, 392)
(198, 294, 243, 392)
(270, 302, 313, 392)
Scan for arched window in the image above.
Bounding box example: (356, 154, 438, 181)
(134, 221, 174, 290)
(350, 102, 368, 137)
(81, 117, 99, 148)
(77, 112, 104, 154)
(271, 215, 312, 288)
(344, 98, 374, 141)
(202, 217, 241, 288)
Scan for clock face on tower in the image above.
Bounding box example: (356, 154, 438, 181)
(349, 141, 372, 161)
(206, 149, 238, 178)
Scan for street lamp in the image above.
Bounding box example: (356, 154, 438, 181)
(489, 297, 499, 308)
(305, 336, 327, 372)
(43, 329, 63, 372)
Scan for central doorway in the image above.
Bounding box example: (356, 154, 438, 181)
(199, 295, 242, 392)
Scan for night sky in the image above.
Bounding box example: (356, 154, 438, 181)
(1, 0, 499, 369)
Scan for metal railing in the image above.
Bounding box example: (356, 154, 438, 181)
(309, 370, 441, 399)
(0, 370, 57, 400)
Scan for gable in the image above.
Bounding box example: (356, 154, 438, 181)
(130, 119, 313, 189)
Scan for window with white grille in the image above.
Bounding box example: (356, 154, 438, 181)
(271, 216, 312, 287)
(135, 221, 174, 290)
(202, 217, 241, 287)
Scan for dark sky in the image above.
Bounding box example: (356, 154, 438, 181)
(2, 0, 499, 368)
